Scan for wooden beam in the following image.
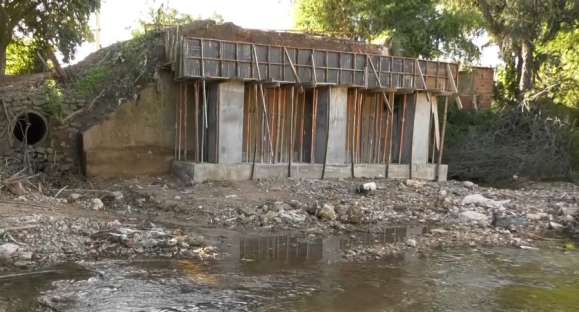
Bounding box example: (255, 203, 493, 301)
(288, 86, 295, 177)
(367, 55, 393, 113)
(252, 44, 275, 162)
(446, 63, 463, 109)
(437, 96, 449, 181)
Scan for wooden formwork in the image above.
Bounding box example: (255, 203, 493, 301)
(242, 84, 321, 164)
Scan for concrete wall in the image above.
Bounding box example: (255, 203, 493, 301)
(218, 81, 245, 163)
(411, 93, 432, 164)
(82, 72, 176, 177)
(173, 161, 446, 183)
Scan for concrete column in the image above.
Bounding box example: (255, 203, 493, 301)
(411, 92, 433, 164)
(316, 86, 348, 164)
(217, 81, 245, 163)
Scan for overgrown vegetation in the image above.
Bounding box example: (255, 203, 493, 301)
(445, 105, 576, 185)
(43, 79, 66, 121)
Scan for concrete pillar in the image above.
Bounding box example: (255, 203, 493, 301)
(316, 86, 348, 164)
(217, 81, 245, 163)
(411, 92, 433, 164)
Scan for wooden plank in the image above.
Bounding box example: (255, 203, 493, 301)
(288, 86, 294, 176)
(437, 96, 449, 180)
(252, 44, 275, 162)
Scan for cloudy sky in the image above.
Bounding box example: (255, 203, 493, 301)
(72, 0, 500, 67)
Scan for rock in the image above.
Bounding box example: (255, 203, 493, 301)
(492, 213, 528, 228)
(463, 181, 477, 189)
(318, 203, 337, 221)
(406, 238, 417, 248)
(459, 211, 489, 224)
(461, 194, 510, 209)
(91, 198, 105, 211)
(69, 193, 81, 201)
(405, 179, 424, 188)
(357, 182, 377, 194)
(347, 205, 364, 224)
(549, 221, 564, 230)
(7, 181, 27, 196)
(112, 191, 124, 201)
(0, 243, 20, 260)
(430, 228, 448, 234)
(279, 209, 307, 224)
(526, 212, 549, 221)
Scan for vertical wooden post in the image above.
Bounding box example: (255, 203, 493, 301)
(351, 89, 357, 178)
(399, 94, 407, 163)
(436, 96, 449, 181)
(288, 86, 294, 177)
(385, 92, 395, 178)
(194, 81, 199, 162)
(321, 88, 330, 179)
(201, 79, 207, 163)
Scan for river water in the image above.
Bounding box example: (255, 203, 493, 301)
(1, 230, 578, 312)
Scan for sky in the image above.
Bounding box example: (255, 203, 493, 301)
(72, 0, 501, 67)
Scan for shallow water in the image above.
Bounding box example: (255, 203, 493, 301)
(1, 230, 578, 312)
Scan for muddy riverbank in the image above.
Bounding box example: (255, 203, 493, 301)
(1, 177, 578, 270)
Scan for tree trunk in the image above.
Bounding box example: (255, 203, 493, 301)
(519, 40, 534, 97)
(0, 40, 7, 78)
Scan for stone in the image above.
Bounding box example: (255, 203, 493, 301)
(279, 209, 307, 224)
(347, 205, 364, 224)
(318, 203, 337, 221)
(430, 228, 448, 234)
(463, 181, 477, 189)
(357, 182, 377, 194)
(526, 213, 549, 221)
(549, 221, 564, 230)
(0, 243, 20, 260)
(459, 211, 489, 224)
(112, 191, 124, 201)
(406, 238, 417, 248)
(69, 193, 81, 201)
(7, 181, 27, 196)
(91, 198, 105, 211)
(405, 179, 424, 188)
(461, 194, 510, 209)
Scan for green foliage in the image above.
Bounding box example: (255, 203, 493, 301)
(0, 0, 100, 73)
(71, 66, 110, 98)
(43, 79, 66, 121)
(537, 27, 579, 108)
(295, 0, 481, 61)
(451, 0, 578, 96)
(5, 40, 45, 75)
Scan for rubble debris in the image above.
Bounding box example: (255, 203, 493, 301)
(317, 203, 337, 221)
(356, 182, 377, 195)
(461, 193, 510, 209)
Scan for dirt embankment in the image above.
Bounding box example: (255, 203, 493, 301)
(1, 176, 578, 270)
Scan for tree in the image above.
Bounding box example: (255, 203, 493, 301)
(537, 27, 579, 108)
(296, 0, 481, 60)
(0, 0, 100, 77)
(456, 0, 578, 100)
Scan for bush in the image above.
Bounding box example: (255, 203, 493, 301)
(445, 105, 575, 185)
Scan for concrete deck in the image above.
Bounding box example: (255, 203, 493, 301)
(173, 161, 447, 183)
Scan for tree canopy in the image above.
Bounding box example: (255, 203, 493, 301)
(296, 0, 481, 61)
(454, 0, 578, 100)
(0, 0, 100, 77)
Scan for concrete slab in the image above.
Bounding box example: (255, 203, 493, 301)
(174, 161, 447, 183)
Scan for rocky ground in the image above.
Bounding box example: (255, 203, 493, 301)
(1, 175, 578, 270)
